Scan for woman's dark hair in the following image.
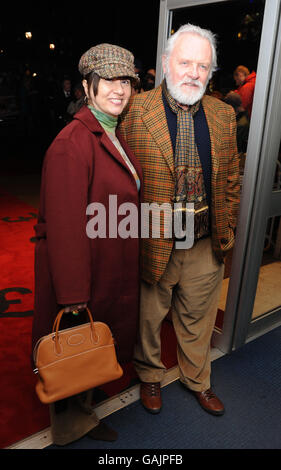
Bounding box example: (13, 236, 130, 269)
(84, 71, 101, 96)
(84, 72, 136, 97)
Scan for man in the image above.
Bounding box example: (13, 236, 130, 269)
(52, 77, 73, 134)
(233, 65, 256, 118)
(119, 24, 240, 416)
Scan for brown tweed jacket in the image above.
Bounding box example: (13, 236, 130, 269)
(119, 85, 240, 284)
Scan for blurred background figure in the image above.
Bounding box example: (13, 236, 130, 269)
(52, 76, 73, 134)
(224, 91, 249, 154)
(224, 90, 249, 177)
(66, 82, 85, 121)
(141, 68, 156, 92)
(233, 65, 256, 118)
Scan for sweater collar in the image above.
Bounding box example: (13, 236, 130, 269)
(73, 105, 106, 134)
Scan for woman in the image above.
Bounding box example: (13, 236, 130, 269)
(32, 44, 142, 446)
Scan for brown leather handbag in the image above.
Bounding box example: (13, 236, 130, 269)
(33, 308, 123, 404)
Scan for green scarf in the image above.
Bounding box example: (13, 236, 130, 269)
(88, 104, 140, 192)
(162, 80, 209, 240)
(88, 105, 118, 133)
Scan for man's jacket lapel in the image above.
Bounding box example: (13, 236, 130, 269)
(202, 95, 220, 183)
(141, 86, 174, 178)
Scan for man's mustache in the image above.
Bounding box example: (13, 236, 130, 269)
(178, 79, 203, 89)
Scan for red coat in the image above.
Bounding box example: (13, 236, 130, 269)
(32, 106, 143, 364)
(235, 71, 256, 117)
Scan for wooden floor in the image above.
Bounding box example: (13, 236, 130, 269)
(219, 261, 281, 320)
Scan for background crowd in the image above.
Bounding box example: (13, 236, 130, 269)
(0, 60, 157, 152)
(0, 63, 253, 130)
(0, 56, 255, 173)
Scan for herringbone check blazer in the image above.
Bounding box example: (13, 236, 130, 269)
(119, 85, 240, 284)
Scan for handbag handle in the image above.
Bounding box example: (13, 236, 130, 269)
(52, 307, 98, 353)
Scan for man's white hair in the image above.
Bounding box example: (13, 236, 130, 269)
(164, 23, 218, 80)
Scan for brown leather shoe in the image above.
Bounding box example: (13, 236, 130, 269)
(140, 382, 162, 414)
(193, 388, 225, 416)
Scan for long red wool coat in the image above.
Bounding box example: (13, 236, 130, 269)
(32, 106, 143, 364)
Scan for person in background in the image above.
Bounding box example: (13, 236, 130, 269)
(233, 65, 256, 118)
(52, 76, 73, 133)
(32, 43, 142, 446)
(119, 23, 240, 417)
(141, 69, 155, 92)
(66, 82, 85, 121)
(146, 68, 156, 77)
(224, 91, 249, 154)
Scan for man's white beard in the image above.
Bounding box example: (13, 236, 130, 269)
(165, 70, 208, 105)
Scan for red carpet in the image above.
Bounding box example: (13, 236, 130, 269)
(0, 189, 178, 449)
(0, 190, 49, 448)
(0, 188, 224, 448)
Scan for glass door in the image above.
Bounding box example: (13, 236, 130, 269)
(248, 145, 281, 332)
(156, 0, 281, 352)
(231, 138, 281, 348)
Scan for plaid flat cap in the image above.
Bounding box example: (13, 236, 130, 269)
(78, 43, 139, 81)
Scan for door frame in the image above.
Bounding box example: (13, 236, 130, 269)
(155, 0, 281, 352)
